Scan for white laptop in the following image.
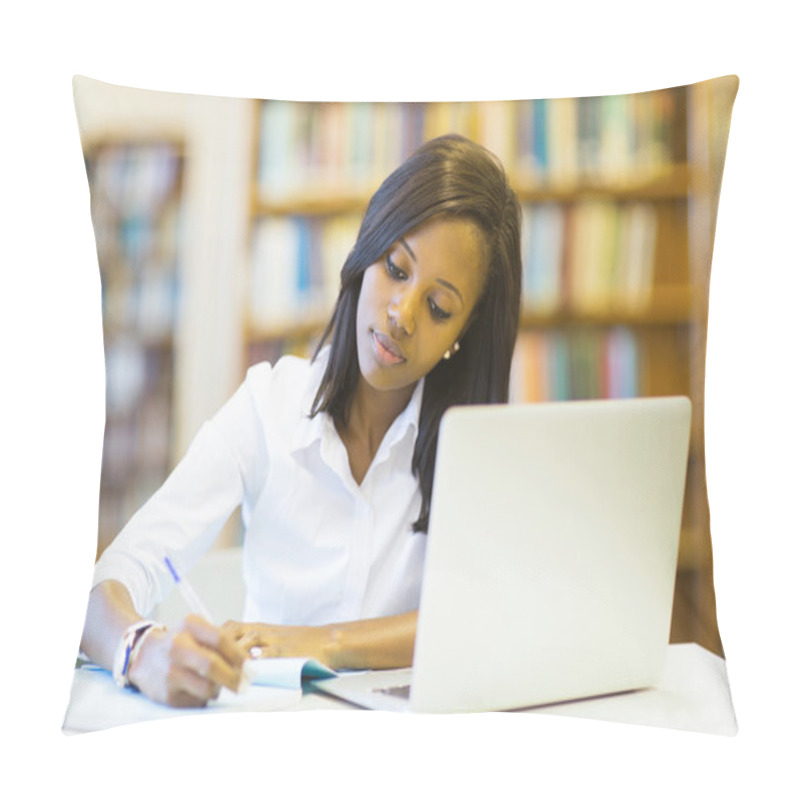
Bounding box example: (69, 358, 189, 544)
(314, 396, 691, 713)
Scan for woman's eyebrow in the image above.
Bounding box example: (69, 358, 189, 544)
(436, 278, 463, 303)
(399, 237, 464, 303)
(399, 237, 416, 261)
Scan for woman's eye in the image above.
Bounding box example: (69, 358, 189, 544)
(429, 299, 451, 321)
(385, 254, 406, 281)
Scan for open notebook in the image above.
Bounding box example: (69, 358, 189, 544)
(315, 396, 692, 713)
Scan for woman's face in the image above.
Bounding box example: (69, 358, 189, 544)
(355, 215, 488, 397)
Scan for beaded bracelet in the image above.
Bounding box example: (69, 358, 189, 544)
(112, 620, 166, 689)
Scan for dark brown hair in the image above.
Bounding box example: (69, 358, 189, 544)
(311, 134, 522, 532)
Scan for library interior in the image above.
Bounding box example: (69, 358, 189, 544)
(76, 76, 734, 659)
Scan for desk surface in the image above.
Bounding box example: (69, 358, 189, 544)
(62, 643, 737, 736)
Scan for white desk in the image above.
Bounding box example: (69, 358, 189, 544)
(62, 643, 736, 736)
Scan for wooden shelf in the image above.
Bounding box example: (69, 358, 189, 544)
(522, 289, 697, 327)
(85, 139, 184, 557)
(249, 166, 698, 219)
(513, 163, 695, 203)
(251, 187, 371, 218)
(244, 290, 697, 342)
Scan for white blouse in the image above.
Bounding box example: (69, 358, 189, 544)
(92, 349, 428, 625)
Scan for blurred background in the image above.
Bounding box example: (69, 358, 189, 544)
(75, 75, 736, 656)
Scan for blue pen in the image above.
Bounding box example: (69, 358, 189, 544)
(165, 556, 253, 691)
(164, 556, 215, 623)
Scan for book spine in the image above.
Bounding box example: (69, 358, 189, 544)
(532, 98, 548, 180)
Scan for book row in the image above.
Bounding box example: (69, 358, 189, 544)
(522, 200, 658, 314)
(86, 143, 182, 220)
(510, 328, 640, 403)
(104, 339, 173, 418)
(248, 213, 361, 328)
(255, 89, 686, 199)
(100, 349, 173, 550)
(243, 326, 640, 404)
(247, 200, 660, 329)
(88, 144, 183, 339)
(514, 89, 684, 185)
(102, 270, 180, 341)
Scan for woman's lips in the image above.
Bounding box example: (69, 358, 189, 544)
(371, 330, 406, 365)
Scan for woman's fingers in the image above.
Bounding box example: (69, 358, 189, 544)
(193, 616, 248, 661)
(217, 620, 325, 661)
(221, 621, 266, 649)
(221, 619, 243, 636)
(129, 616, 250, 707)
(237, 629, 264, 650)
(165, 664, 219, 707)
(174, 616, 248, 692)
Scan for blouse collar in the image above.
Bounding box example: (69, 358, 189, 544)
(291, 348, 424, 461)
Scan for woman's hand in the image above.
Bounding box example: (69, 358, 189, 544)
(222, 621, 334, 665)
(127, 615, 249, 707)
(222, 612, 418, 671)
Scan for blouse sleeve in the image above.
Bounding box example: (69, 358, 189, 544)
(91, 365, 271, 617)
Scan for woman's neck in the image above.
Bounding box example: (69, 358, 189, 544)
(336, 378, 417, 484)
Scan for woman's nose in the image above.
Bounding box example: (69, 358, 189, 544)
(388, 291, 416, 337)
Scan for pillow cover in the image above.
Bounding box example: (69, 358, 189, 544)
(65, 74, 738, 734)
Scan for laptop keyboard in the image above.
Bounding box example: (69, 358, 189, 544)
(375, 684, 411, 699)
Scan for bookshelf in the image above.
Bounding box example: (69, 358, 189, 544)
(84, 140, 185, 558)
(245, 81, 734, 655)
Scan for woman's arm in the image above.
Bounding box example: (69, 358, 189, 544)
(82, 580, 248, 707)
(223, 611, 418, 671)
(81, 375, 265, 706)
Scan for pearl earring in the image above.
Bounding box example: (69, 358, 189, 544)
(443, 341, 460, 360)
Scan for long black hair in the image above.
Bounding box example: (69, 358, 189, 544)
(311, 134, 522, 532)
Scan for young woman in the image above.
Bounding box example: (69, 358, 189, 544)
(80, 133, 523, 708)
